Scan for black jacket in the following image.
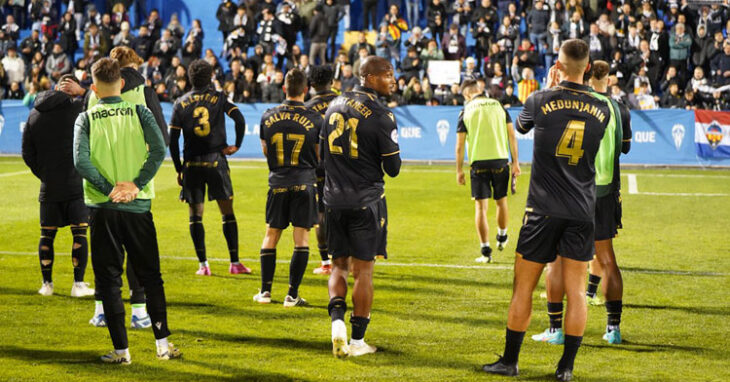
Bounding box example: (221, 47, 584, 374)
(22, 91, 85, 202)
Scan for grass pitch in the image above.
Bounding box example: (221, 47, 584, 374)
(0, 156, 728, 381)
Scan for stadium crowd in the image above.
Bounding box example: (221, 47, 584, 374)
(3, 0, 730, 110)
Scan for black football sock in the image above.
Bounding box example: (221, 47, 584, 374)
(586, 274, 601, 298)
(605, 300, 622, 330)
(350, 315, 370, 340)
(288, 247, 309, 298)
(71, 226, 88, 282)
(221, 214, 239, 263)
(558, 335, 583, 371)
(189, 215, 206, 263)
(39, 228, 57, 283)
(260, 248, 276, 293)
(481, 245, 492, 257)
(318, 243, 329, 262)
(502, 328, 525, 365)
(327, 297, 347, 322)
(548, 302, 564, 332)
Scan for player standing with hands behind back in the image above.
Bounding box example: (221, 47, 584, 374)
(482, 39, 610, 381)
(253, 68, 323, 307)
(455, 79, 520, 263)
(169, 59, 251, 276)
(73, 58, 179, 363)
(322, 56, 401, 358)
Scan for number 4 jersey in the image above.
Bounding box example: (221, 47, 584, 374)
(516, 81, 610, 222)
(259, 100, 323, 187)
(321, 85, 400, 209)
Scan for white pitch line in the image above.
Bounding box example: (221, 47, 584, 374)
(634, 174, 730, 179)
(0, 170, 30, 178)
(627, 173, 639, 194)
(0, 251, 726, 276)
(636, 191, 729, 197)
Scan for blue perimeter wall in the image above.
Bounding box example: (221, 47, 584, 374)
(2, 100, 729, 167)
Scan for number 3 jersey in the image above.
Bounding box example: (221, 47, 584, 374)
(516, 81, 610, 222)
(170, 87, 241, 160)
(259, 100, 323, 188)
(321, 86, 400, 209)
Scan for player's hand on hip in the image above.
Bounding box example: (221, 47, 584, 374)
(457, 171, 466, 185)
(222, 145, 239, 156)
(177, 172, 183, 187)
(511, 162, 521, 177)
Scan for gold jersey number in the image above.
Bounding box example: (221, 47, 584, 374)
(328, 112, 359, 158)
(555, 120, 585, 165)
(193, 106, 211, 137)
(271, 132, 305, 166)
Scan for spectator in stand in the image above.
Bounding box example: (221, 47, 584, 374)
(362, 0, 378, 30)
(257, 9, 276, 54)
(340, 64, 357, 91)
(660, 81, 683, 108)
(499, 81, 521, 107)
(515, 67, 539, 103)
(451, 0, 472, 37)
(20, 29, 41, 64)
(630, 81, 657, 110)
(84, 23, 109, 61)
(527, 0, 549, 57)
(473, 16, 491, 66)
(241, 67, 261, 102)
(669, 22, 691, 82)
(681, 89, 703, 110)
(427, 0, 447, 43)
(152, 29, 179, 72)
(7, 81, 24, 99)
(276, 2, 301, 68)
(562, 11, 586, 39)
(3, 46, 25, 86)
(442, 23, 466, 61)
(352, 47, 369, 77)
(403, 76, 432, 105)
(420, 38, 443, 71)
(322, 0, 343, 62)
(401, 47, 422, 81)
(0, 30, 13, 59)
(585, 23, 609, 61)
(382, 4, 408, 67)
(660, 66, 681, 94)
(461, 56, 481, 81)
(513, 39, 538, 74)
(45, 43, 71, 83)
(545, 21, 563, 68)
(165, 13, 185, 42)
(375, 24, 395, 62)
(262, 70, 285, 103)
(114, 21, 134, 47)
(132, 25, 154, 61)
(349, 31, 375, 64)
(496, 15, 518, 60)
(404, 27, 427, 56)
(144, 8, 162, 40)
(710, 41, 730, 85)
(309, 5, 328, 65)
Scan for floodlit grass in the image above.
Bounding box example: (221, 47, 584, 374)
(0, 156, 728, 381)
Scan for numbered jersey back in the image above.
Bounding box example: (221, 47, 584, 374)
(321, 86, 400, 209)
(259, 100, 323, 187)
(516, 82, 610, 222)
(170, 88, 230, 158)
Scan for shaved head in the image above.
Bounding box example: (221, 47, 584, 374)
(360, 56, 393, 80)
(360, 56, 396, 96)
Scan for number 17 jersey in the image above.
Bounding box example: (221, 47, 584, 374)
(321, 86, 400, 209)
(516, 81, 610, 222)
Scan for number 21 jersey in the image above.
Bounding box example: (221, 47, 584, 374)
(321, 86, 400, 209)
(516, 81, 610, 222)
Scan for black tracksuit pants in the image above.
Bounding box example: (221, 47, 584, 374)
(90, 208, 170, 350)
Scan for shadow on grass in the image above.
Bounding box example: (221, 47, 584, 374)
(180, 358, 312, 382)
(375, 272, 513, 290)
(621, 266, 724, 277)
(624, 303, 729, 316)
(371, 306, 505, 328)
(0, 285, 37, 297)
(176, 328, 331, 352)
(0, 345, 98, 364)
(583, 340, 705, 353)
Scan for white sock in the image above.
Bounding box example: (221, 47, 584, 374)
(350, 338, 365, 346)
(480, 242, 490, 248)
(322, 260, 332, 265)
(498, 228, 508, 236)
(94, 301, 104, 315)
(156, 337, 169, 353)
(114, 348, 129, 355)
(200, 260, 209, 267)
(131, 304, 147, 317)
(232, 261, 240, 265)
(331, 319, 347, 340)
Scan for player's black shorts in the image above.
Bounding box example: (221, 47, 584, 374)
(266, 184, 318, 229)
(40, 198, 89, 227)
(316, 177, 325, 213)
(471, 165, 509, 200)
(181, 153, 233, 204)
(516, 212, 595, 263)
(595, 192, 622, 241)
(326, 197, 388, 262)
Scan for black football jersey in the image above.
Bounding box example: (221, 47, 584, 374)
(259, 100, 323, 187)
(170, 87, 237, 159)
(321, 86, 400, 209)
(305, 90, 338, 178)
(516, 81, 610, 222)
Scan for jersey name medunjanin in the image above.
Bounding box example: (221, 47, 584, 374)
(263, 112, 315, 130)
(540, 99, 606, 123)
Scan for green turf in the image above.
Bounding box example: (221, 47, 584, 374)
(0, 156, 728, 381)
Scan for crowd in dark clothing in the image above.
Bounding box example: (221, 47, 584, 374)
(3, 0, 730, 110)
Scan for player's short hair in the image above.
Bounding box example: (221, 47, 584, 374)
(188, 59, 213, 89)
(591, 60, 610, 80)
(309, 65, 334, 91)
(285, 68, 307, 97)
(460, 79, 480, 98)
(59, 73, 79, 84)
(91, 58, 121, 84)
(110, 46, 143, 67)
(558, 39, 590, 76)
